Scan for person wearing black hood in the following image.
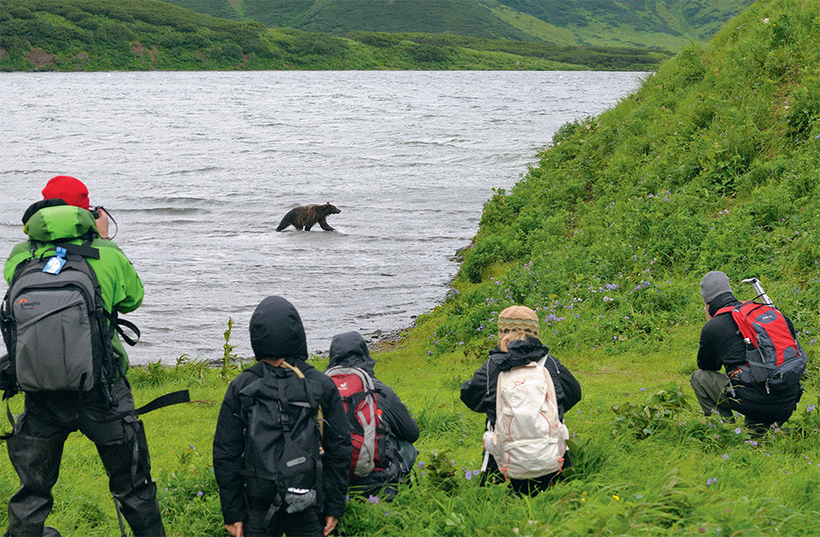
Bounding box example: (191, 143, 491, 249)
(326, 331, 420, 498)
(460, 306, 581, 495)
(213, 297, 351, 537)
(691, 271, 802, 432)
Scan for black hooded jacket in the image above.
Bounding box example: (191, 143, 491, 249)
(212, 297, 352, 525)
(460, 337, 582, 428)
(327, 331, 419, 446)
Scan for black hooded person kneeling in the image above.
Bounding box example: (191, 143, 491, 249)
(324, 331, 420, 500)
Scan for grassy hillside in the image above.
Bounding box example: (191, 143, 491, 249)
(161, 0, 755, 52)
(254, 0, 534, 41)
(488, 0, 755, 48)
(424, 0, 820, 375)
(0, 0, 672, 71)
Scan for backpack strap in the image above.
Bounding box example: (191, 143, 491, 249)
(55, 241, 100, 260)
(281, 361, 324, 440)
(107, 312, 141, 347)
(135, 390, 190, 415)
(0, 388, 189, 441)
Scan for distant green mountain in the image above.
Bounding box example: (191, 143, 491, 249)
(160, 0, 755, 51)
(0, 0, 672, 72)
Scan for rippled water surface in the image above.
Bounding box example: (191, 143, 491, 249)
(1, 71, 645, 363)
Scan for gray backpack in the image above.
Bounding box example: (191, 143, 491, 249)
(1, 243, 120, 397)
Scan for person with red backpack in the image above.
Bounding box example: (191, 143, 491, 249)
(460, 306, 581, 495)
(325, 331, 419, 500)
(690, 271, 804, 433)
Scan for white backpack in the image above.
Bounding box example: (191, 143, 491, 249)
(482, 356, 568, 479)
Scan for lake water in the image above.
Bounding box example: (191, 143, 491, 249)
(1, 70, 645, 364)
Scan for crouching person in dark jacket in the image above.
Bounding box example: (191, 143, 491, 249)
(461, 306, 581, 496)
(326, 331, 420, 500)
(213, 297, 351, 537)
(691, 271, 802, 434)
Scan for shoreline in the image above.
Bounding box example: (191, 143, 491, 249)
(202, 325, 414, 368)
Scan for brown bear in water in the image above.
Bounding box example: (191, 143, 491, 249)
(276, 202, 341, 231)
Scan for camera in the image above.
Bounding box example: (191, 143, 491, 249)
(91, 206, 104, 219)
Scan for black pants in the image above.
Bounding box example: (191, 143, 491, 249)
(483, 452, 569, 496)
(244, 500, 324, 537)
(5, 378, 165, 537)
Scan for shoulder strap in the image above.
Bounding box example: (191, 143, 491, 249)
(282, 361, 324, 439)
(281, 360, 304, 378)
(55, 241, 100, 260)
(109, 315, 140, 347)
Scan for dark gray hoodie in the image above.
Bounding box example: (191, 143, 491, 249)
(327, 331, 419, 445)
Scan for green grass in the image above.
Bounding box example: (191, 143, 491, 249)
(1, 324, 819, 535)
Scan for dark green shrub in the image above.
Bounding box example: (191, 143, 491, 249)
(291, 33, 346, 56)
(461, 234, 518, 283)
(785, 82, 820, 141)
(182, 33, 211, 49)
(158, 32, 185, 49)
(409, 43, 449, 63)
(95, 22, 135, 44)
(211, 43, 243, 62)
(8, 6, 34, 20)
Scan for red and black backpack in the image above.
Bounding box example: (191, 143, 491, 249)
(716, 301, 807, 392)
(324, 366, 392, 479)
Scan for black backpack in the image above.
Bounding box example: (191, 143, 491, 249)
(0, 242, 137, 401)
(239, 361, 324, 518)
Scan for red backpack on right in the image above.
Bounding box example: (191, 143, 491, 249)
(716, 301, 807, 392)
(325, 366, 392, 479)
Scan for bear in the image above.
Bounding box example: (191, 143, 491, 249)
(276, 202, 341, 231)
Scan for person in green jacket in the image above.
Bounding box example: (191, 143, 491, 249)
(3, 176, 165, 537)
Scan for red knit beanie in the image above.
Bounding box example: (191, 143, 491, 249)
(41, 175, 90, 210)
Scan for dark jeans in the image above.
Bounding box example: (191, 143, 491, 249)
(5, 378, 165, 537)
